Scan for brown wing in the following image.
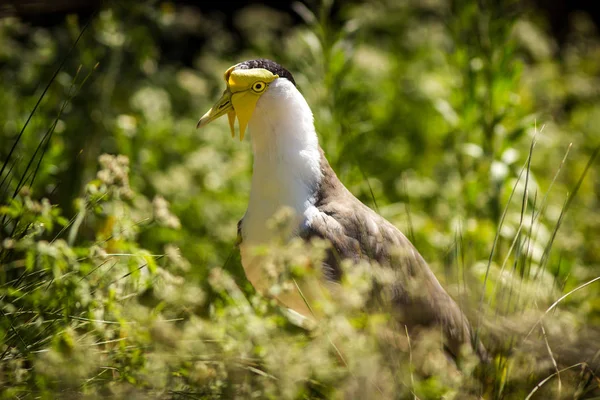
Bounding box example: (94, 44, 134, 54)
(301, 149, 486, 360)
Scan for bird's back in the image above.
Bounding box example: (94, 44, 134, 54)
(302, 149, 486, 360)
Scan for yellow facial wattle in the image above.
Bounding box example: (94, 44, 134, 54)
(197, 65, 278, 140)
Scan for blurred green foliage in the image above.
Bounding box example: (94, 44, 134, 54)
(1, 0, 600, 398)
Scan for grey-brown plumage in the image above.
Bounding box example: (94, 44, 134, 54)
(268, 148, 486, 360)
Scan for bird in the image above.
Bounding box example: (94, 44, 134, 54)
(197, 59, 486, 361)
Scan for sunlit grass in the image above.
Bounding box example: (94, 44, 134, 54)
(1, 1, 600, 398)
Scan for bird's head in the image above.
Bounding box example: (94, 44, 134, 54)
(197, 59, 297, 141)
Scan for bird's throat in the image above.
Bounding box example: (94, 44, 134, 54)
(241, 80, 323, 245)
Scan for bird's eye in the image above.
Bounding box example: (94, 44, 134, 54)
(252, 82, 266, 93)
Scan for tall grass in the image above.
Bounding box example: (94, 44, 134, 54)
(1, 1, 600, 398)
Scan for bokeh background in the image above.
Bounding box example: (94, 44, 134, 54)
(1, 0, 600, 398)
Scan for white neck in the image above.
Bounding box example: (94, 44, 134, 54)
(241, 78, 322, 244)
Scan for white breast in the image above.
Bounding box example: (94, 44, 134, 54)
(239, 78, 323, 310)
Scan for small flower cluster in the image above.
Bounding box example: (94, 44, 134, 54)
(152, 195, 181, 229)
(93, 153, 134, 199)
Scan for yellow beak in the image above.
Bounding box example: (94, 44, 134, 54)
(197, 88, 261, 141)
(197, 89, 234, 131)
